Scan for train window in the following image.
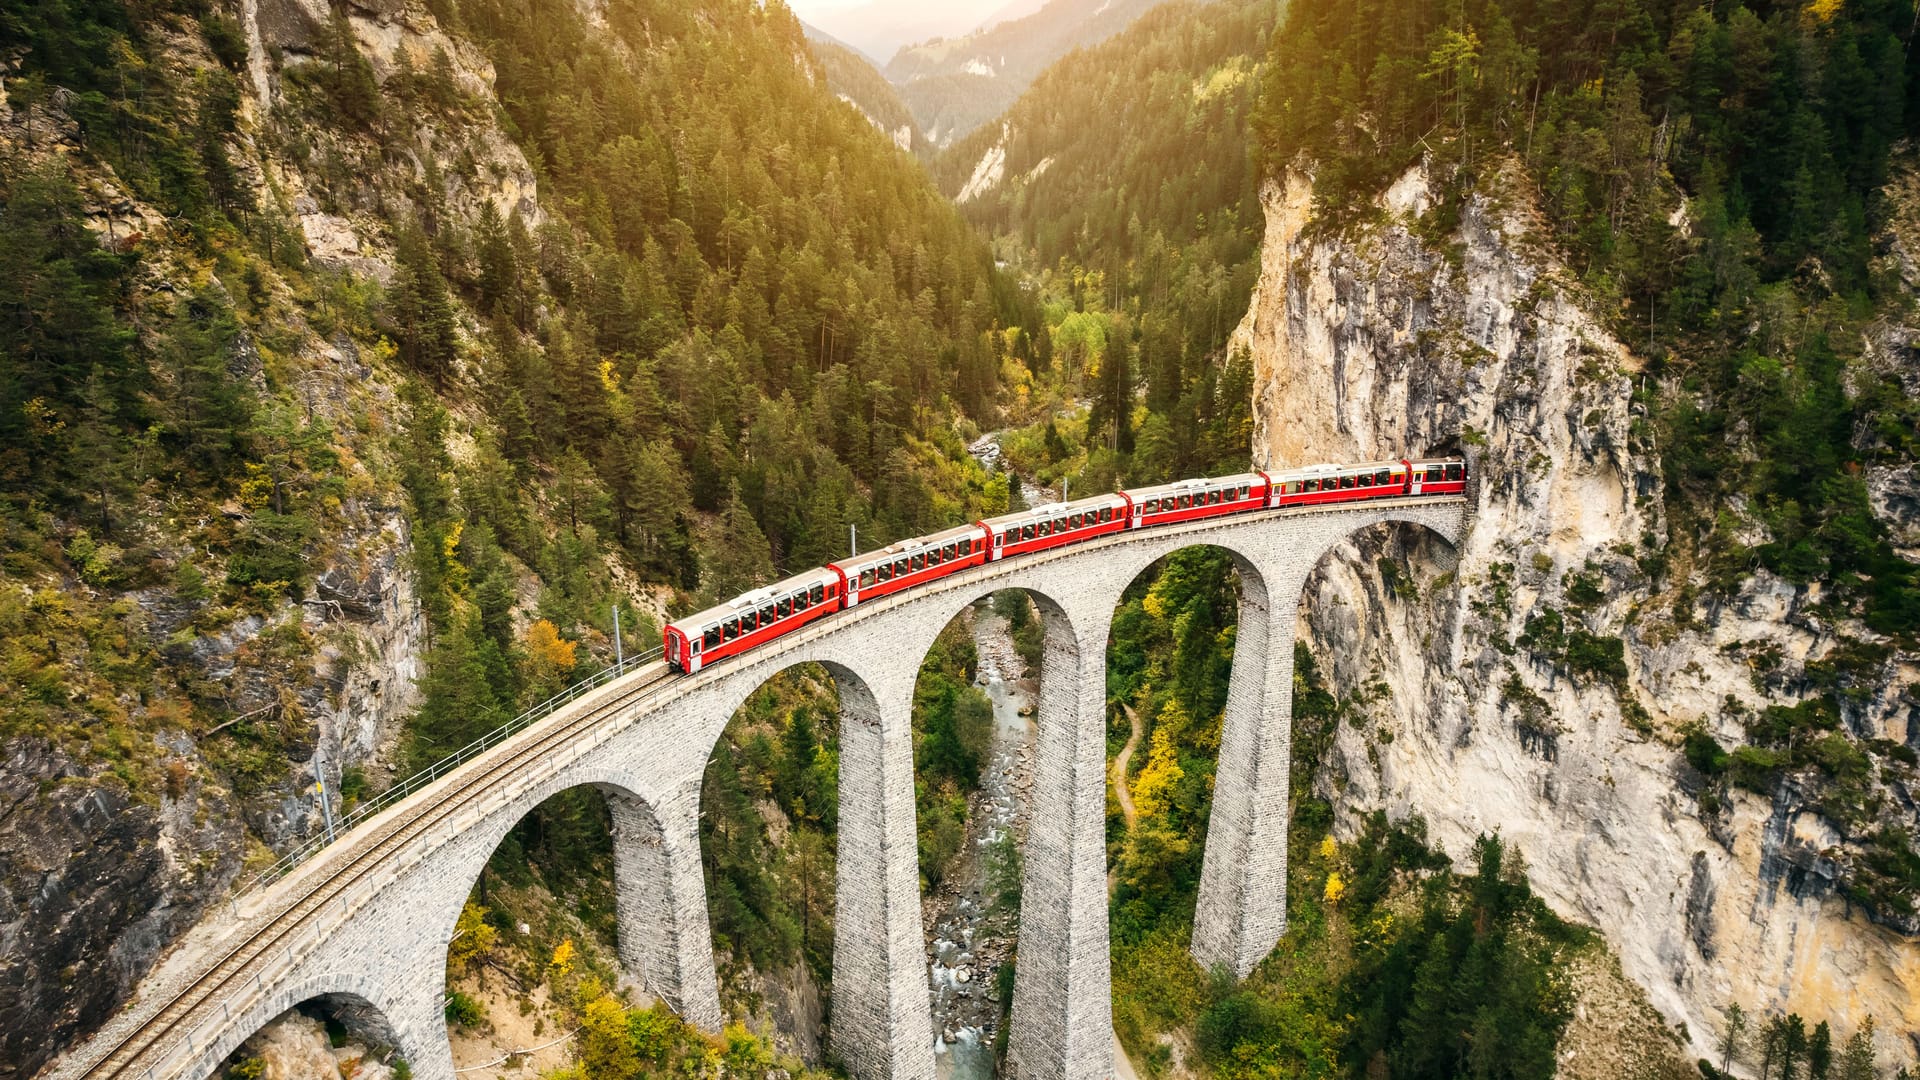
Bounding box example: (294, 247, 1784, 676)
(1446, 464, 1462, 480)
(1022, 524, 1035, 541)
(704, 627, 722, 648)
(1358, 474, 1372, 487)
(1240, 486, 1250, 500)
(961, 538, 973, 555)
(943, 544, 957, 560)
(895, 558, 909, 577)
(778, 598, 792, 618)
(1066, 513, 1078, 528)
(1376, 470, 1391, 484)
(796, 592, 810, 612)
(1101, 507, 1113, 523)
(1177, 494, 1191, 508)
(1053, 518, 1066, 534)
(912, 553, 925, 571)
(1208, 490, 1221, 504)
(761, 605, 776, 626)
(724, 619, 739, 640)
(861, 569, 876, 588)
(878, 564, 893, 582)
(812, 585, 825, 604)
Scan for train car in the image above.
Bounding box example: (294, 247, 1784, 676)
(981, 492, 1131, 560)
(1124, 472, 1270, 529)
(833, 521, 992, 608)
(1408, 457, 1467, 496)
(664, 566, 845, 674)
(1269, 459, 1412, 509)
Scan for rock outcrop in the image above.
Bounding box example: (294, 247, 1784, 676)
(1235, 160, 1920, 1065)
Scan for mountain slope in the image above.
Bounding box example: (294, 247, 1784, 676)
(0, 0, 1018, 1072)
(808, 36, 925, 155)
(1236, 0, 1920, 1066)
(885, 0, 1169, 146)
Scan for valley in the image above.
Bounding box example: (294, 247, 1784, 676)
(7, 0, 1920, 1076)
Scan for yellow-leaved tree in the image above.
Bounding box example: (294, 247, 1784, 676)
(523, 618, 577, 696)
(1131, 727, 1184, 820)
(446, 902, 497, 976)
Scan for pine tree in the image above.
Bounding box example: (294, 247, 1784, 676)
(392, 227, 460, 381)
(1836, 1019, 1877, 1080)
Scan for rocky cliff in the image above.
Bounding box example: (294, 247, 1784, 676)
(0, 0, 539, 1066)
(1234, 161, 1920, 1065)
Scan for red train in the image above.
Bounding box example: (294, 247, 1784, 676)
(663, 457, 1466, 673)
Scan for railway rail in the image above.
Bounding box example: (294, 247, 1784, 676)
(76, 663, 679, 1080)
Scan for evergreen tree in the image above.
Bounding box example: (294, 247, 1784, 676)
(391, 226, 460, 381)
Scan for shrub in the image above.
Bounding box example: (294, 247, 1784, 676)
(1682, 726, 1729, 776)
(444, 990, 486, 1027)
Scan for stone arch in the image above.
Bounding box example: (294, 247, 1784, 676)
(203, 975, 413, 1080)
(433, 764, 721, 1034)
(904, 582, 1087, 1075)
(693, 655, 908, 1072)
(1096, 539, 1273, 956)
(1187, 505, 1466, 980)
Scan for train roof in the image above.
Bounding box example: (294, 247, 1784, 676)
(831, 521, 988, 573)
(1123, 472, 1266, 500)
(669, 565, 842, 632)
(1269, 458, 1408, 479)
(980, 491, 1128, 533)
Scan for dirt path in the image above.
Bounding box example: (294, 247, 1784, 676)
(1112, 702, 1143, 829)
(1107, 703, 1144, 895)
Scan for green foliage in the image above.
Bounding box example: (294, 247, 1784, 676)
(1256, 0, 1920, 635)
(443, 990, 487, 1027)
(938, 0, 1272, 487)
(1341, 833, 1578, 1080)
(699, 673, 839, 984)
(913, 617, 994, 887)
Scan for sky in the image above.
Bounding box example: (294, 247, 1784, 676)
(785, 0, 1039, 61)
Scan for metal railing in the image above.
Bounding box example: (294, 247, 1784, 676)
(239, 647, 663, 900)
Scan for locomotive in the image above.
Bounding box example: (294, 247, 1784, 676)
(662, 457, 1466, 674)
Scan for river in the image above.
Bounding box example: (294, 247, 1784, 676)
(925, 602, 1036, 1080)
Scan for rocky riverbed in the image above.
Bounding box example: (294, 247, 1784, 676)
(925, 603, 1037, 1080)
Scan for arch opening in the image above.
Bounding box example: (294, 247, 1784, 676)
(440, 781, 656, 1078)
(697, 662, 851, 1065)
(911, 588, 1052, 1080)
(1099, 512, 1465, 1077)
(1101, 544, 1265, 1070)
(217, 993, 403, 1080)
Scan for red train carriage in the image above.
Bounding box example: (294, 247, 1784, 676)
(1124, 472, 1270, 529)
(1407, 457, 1467, 496)
(1269, 459, 1409, 508)
(980, 492, 1131, 560)
(664, 456, 1469, 676)
(833, 521, 992, 608)
(664, 566, 845, 674)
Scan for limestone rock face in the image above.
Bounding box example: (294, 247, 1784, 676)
(1235, 161, 1920, 1063)
(0, 739, 243, 1080)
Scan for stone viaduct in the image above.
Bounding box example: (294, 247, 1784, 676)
(46, 497, 1465, 1080)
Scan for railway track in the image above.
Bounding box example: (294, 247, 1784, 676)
(77, 663, 679, 1080)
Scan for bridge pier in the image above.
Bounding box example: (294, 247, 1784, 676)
(382, 976, 458, 1080)
(831, 668, 937, 1080)
(1189, 564, 1295, 979)
(608, 786, 723, 1028)
(1007, 600, 1114, 1080)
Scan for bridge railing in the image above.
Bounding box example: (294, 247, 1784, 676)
(239, 647, 664, 900)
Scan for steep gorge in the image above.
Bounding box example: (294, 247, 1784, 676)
(1236, 160, 1920, 1063)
